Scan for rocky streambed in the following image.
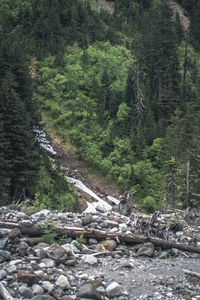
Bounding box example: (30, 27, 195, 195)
(0, 205, 200, 300)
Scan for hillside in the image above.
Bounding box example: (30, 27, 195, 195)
(0, 0, 200, 212)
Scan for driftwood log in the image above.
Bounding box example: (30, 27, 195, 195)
(0, 221, 200, 254)
(0, 282, 14, 300)
(183, 269, 200, 278)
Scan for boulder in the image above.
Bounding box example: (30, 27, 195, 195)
(106, 282, 121, 298)
(100, 240, 117, 251)
(45, 244, 68, 263)
(137, 242, 155, 257)
(82, 254, 98, 265)
(77, 283, 101, 300)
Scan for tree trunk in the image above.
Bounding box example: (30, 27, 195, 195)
(182, 32, 189, 102)
(0, 221, 200, 254)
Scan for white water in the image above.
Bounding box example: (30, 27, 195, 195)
(67, 177, 112, 213)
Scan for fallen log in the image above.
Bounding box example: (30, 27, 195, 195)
(183, 269, 200, 279)
(0, 282, 14, 300)
(0, 221, 200, 254)
(55, 226, 200, 254)
(0, 221, 19, 229)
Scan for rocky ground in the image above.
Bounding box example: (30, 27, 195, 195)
(0, 205, 200, 300)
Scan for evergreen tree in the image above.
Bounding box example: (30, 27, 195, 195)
(0, 33, 40, 203)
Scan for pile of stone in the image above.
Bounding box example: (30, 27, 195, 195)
(0, 206, 200, 300)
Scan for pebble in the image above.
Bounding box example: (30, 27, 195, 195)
(0, 205, 199, 300)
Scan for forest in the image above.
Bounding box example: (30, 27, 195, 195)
(0, 0, 200, 212)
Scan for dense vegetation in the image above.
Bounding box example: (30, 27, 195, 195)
(0, 0, 200, 212)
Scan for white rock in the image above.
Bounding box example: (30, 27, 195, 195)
(56, 275, 70, 289)
(62, 244, 75, 256)
(32, 284, 44, 295)
(32, 210, 51, 217)
(107, 196, 120, 205)
(9, 259, 23, 265)
(106, 282, 121, 298)
(40, 258, 56, 268)
(82, 254, 98, 265)
(79, 273, 89, 280)
(42, 281, 54, 293)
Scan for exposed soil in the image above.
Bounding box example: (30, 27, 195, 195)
(169, 0, 190, 32)
(43, 123, 122, 203)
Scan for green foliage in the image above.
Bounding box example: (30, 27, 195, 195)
(2, 0, 200, 212)
(74, 234, 86, 251)
(34, 157, 77, 211)
(142, 196, 157, 213)
(40, 223, 65, 245)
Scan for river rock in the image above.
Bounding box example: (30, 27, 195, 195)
(17, 241, 29, 256)
(77, 283, 101, 300)
(42, 281, 54, 293)
(100, 240, 117, 251)
(0, 237, 8, 249)
(19, 286, 34, 299)
(0, 270, 6, 280)
(56, 275, 70, 289)
(82, 254, 98, 265)
(32, 284, 44, 295)
(40, 258, 56, 268)
(18, 270, 40, 285)
(81, 216, 93, 226)
(106, 282, 121, 298)
(8, 228, 21, 239)
(31, 296, 55, 300)
(119, 260, 134, 268)
(45, 244, 68, 263)
(0, 249, 11, 260)
(89, 238, 98, 245)
(61, 243, 75, 257)
(137, 242, 155, 257)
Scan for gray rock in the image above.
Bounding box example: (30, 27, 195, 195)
(0, 237, 8, 249)
(40, 258, 56, 268)
(88, 238, 98, 245)
(77, 283, 101, 300)
(194, 233, 200, 243)
(106, 282, 121, 298)
(0, 270, 6, 280)
(42, 281, 54, 293)
(119, 260, 134, 268)
(7, 265, 17, 273)
(81, 216, 93, 226)
(32, 284, 44, 295)
(36, 248, 48, 259)
(56, 275, 70, 289)
(82, 254, 98, 265)
(171, 248, 179, 256)
(137, 242, 155, 257)
(45, 244, 68, 263)
(158, 251, 168, 259)
(61, 244, 75, 257)
(17, 242, 29, 256)
(0, 249, 11, 260)
(31, 296, 55, 300)
(100, 240, 117, 251)
(19, 286, 34, 299)
(8, 228, 21, 239)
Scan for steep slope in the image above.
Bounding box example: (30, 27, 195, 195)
(169, 0, 190, 32)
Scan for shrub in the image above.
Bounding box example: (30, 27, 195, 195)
(142, 196, 157, 213)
